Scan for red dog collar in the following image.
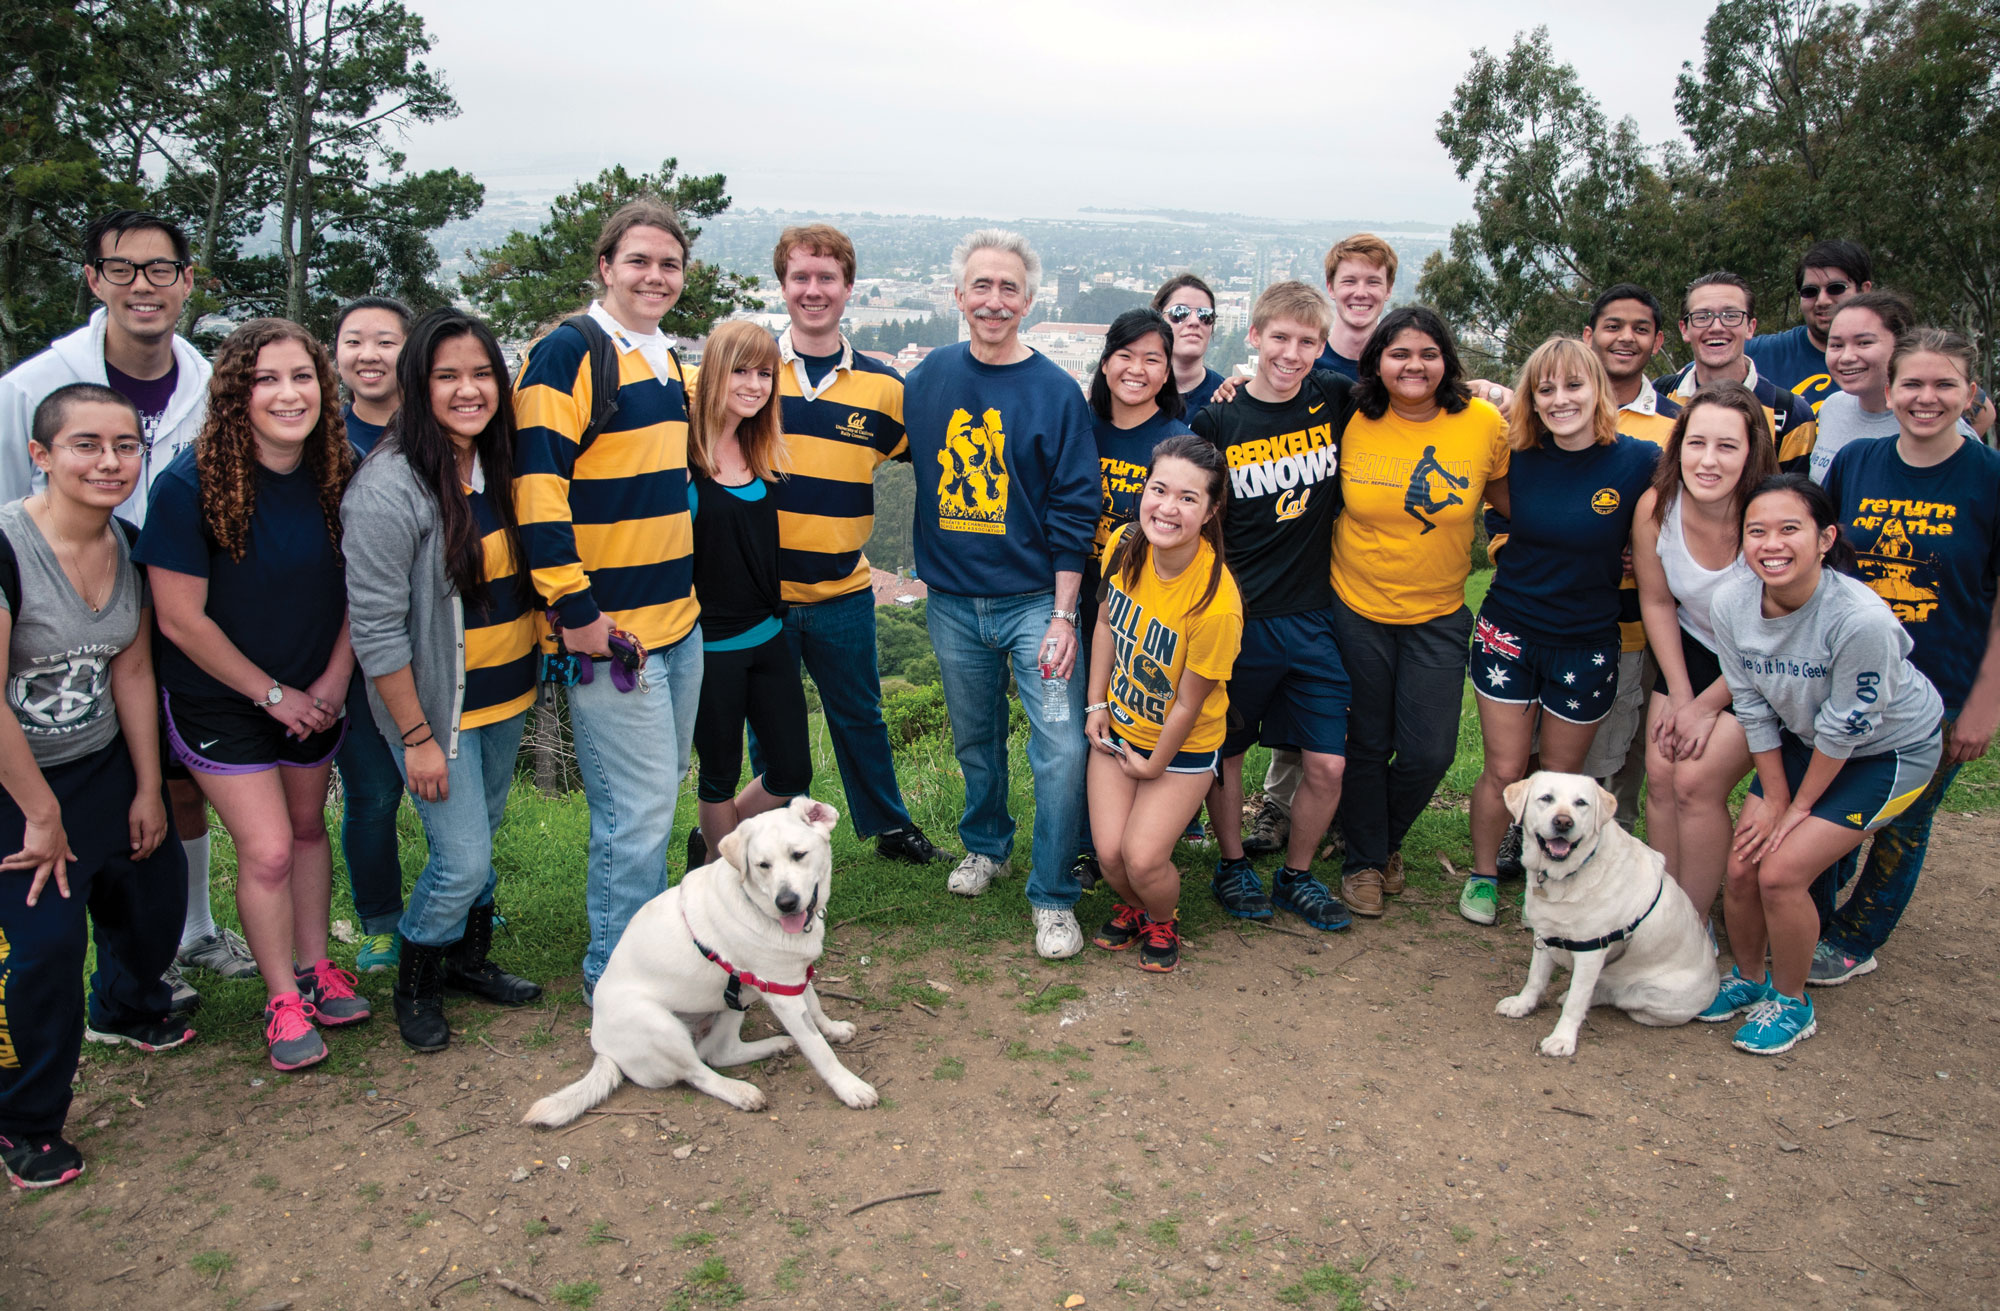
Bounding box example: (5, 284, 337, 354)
(681, 904, 814, 1012)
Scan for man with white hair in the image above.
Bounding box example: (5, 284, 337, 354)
(902, 230, 1099, 958)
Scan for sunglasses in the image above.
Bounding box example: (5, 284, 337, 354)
(1163, 304, 1217, 326)
(1798, 280, 1852, 300)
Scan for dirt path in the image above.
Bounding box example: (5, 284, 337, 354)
(7, 816, 1997, 1311)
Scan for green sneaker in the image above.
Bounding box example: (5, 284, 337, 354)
(1458, 876, 1500, 925)
(355, 932, 401, 973)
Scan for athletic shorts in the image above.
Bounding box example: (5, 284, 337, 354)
(1651, 626, 1735, 716)
(161, 689, 346, 774)
(1222, 609, 1350, 758)
(1104, 727, 1220, 777)
(1748, 728, 1942, 832)
(1470, 610, 1618, 725)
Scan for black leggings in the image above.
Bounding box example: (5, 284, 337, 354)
(693, 634, 813, 804)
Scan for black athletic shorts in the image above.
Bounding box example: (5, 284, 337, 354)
(161, 689, 346, 774)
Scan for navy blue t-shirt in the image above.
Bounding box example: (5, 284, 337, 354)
(1744, 324, 1836, 414)
(1092, 410, 1193, 552)
(344, 404, 387, 457)
(1824, 434, 2000, 714)
(1314, 345, 1360, 381)
(1180, 367, 1224, 415)
(799, 349, 842, 390)
(133, 445, 347, 702)
(1481, 434, 1660, 646)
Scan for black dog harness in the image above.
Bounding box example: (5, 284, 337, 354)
(1536, 877, 1664, 953)
(681, 903, 815, 1012)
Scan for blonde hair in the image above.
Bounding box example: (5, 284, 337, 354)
(1507, 336, 1618, 452)
(1251, 280, 1333, 336)
(689, 321, 785, 480)
(1323, 233, 1398, 288)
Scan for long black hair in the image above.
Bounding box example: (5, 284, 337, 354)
(385, 308, 531, 610)
(1089, 309, 1184, 423)
(1106, 432, 1229, 614)
(1743, 472, 1860, 576)
(1352, 305, 1472, 421)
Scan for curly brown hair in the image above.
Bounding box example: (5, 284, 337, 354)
(198, 318, 351, 562)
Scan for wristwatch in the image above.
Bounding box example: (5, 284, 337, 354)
(1050, 609, 1079, 625)
(262, 684, 283, 706)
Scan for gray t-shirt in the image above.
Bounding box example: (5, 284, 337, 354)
(1808, 391, 1975, 485)
(0, 499, 145, 767)
(1710, 566, 1943, 759)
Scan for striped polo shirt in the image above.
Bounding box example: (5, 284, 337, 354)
(513, 306, 698, 652)
(773, 329, 908, 604)
(462, 475, 539, 728)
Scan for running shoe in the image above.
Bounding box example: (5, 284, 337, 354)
(948, 853, 1009, 897)
(1495, 824, 1526, 880)
(263, 993, 327, 1071)
(1732, 992, 1816, 1055)
(295, 960, 372, 1026)
(1696, 968, 1772, 1023)
(355, 932, 401, 974)
(1094, 903, 1148, 951)
(1181, 815, 1209, 846)
(1273, 869, 1353, 932)
(1211, 856, 1272, 920)
(1806, 941, 1878, 987)
(1032, 906, 1084, 960)
(176, 927, 258, 979)
(0, 1134, 83, 1190)
(1139, 915, 1181, 973)
(1458, 876, 1500, 926)
(83, 1014, 196, 1052)
(161, 963, 199, 1015)
(1241, 798, 1288, 857)
(1070, 852, 1102, 893)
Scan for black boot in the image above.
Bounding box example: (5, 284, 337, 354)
(394, 942, 450, 1052)
(441, 904, 542, 1006)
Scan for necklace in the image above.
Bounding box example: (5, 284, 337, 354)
(30, 497, 116, 612)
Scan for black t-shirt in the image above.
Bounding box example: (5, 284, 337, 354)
(689, 473, 783, 643)
(105, 359, 179, 447)
(132, 445, 347, 701)
(1191, 370, 1354, 618)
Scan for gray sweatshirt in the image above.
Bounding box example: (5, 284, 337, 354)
(1710, 568, 1943, 759)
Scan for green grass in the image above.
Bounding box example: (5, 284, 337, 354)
(1276, 1263, 1366, 1308)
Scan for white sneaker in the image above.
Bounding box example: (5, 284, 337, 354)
(947, 853, 1008, 897)
(1032, 907, 1084, 960)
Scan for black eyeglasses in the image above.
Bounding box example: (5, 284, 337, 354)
(1798, 280, 1852, 300)
(91, 257, 187, 287)
(1163, 304, 1217, 326)
(1684, 309, 1749, 328)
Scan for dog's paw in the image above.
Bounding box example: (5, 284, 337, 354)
(821, 1019, 857, 1044)
(1495, 993, 1537, 1019)
(831, 1076, 879, 1109)
(1538, 1032, 1578, 1058)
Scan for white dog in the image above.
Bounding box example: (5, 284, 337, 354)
(523, 797, 876, 1123)
(1494, 772, 1718, 1057)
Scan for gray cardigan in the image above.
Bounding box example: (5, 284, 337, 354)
(340, 446, 479, 759)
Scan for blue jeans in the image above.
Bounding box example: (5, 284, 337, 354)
(1810, 755, 1960, 959)
(749, 589, 913, 837)
(390, 713, 527, 948)
(926, 589, 1085, 910)
(336, 673, 407, 936)
(567, 635, 702, 990)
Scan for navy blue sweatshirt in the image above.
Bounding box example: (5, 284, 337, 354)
(903, 343, 1100, 597)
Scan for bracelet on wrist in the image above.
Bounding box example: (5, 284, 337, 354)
(405, 730, 435, 749)
(1084, 701, 1111, 714)
(400, 720, 430, 745)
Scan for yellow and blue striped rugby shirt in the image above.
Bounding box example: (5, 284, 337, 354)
(773, 330, 908, 604)
(512, 312, 698, 653)
(460, 473, 540, 729)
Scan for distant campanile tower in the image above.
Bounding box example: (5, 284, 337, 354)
(1057, 267, 1082, 308)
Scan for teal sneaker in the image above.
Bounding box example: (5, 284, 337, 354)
(1731, 992, 1816, 1055)
(355, 932, 401, 973)
(1458, 876, 1500, 925)
(1696, 968, 1772, 1023)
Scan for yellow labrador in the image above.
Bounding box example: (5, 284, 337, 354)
(1495, 772, 1718, 1056)
(523, 797, 875, 1123)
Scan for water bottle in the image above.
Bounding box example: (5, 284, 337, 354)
(1040, 637, 1070, 724)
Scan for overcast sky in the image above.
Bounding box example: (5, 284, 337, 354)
(400, 0, 1716, 226)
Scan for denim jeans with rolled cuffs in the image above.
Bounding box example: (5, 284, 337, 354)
(389, 713, 528, 949)
(566, 634, 703, 994)
(336, 670, 408, 936)
(926, 588, 1086, 910)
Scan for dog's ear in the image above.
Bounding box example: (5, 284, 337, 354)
(1596, 782, 1619, 820)
(716, 828, 747, 873)
(1502, 776, 1534, 822)
(789, 795, 839, 835)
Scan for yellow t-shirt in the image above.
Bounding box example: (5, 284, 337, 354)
(1098, 526, 1244, 754)
(1331, 399, 1511, 624)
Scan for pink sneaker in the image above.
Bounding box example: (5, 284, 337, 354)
(263, 992, 327, 1070)
(294, 959, 372, 1026)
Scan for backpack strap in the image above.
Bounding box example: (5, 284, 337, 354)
(558, 315, 623, 447)
(0, 529, 19, 619)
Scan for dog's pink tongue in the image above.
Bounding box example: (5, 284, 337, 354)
(780, 910, 810, 934)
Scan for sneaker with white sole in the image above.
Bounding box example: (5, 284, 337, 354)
(1806, 940, 1878, 987)
(1458, 876, 1500, 925)
(161, 964, 199, 1015)
(1032, 906, 1084, 960)
(947, 852, 1009, 897)
(1732, 991, 1816, 1055)
(176, 927, 259, 979)
(355, 932, 400, 973)
(1697, 967, 1772, 1022)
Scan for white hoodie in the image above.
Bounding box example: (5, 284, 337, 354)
(0, 308, 212, 524)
